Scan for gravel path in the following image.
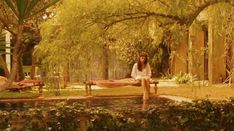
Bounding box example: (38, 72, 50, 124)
(158, 95, 192, 103)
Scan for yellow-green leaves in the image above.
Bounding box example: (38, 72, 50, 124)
(3, 0, 60, 23)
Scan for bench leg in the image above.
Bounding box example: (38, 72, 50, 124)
(88, 84, 92, 96)
(85, 84, 92, 96)
(154, 83, 158, 96)
(85, 84, 89, 96)
(39, 85, 43, 96)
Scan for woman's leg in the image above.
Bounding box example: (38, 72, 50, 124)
(142, 78, 150, 101)
(142, 99, 149, 110)
(145, 79, 150, 98)
(141, 79, 146, 100)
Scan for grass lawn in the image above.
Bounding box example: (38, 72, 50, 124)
(42, 86, 144, 97)
(158, 85, 234, 100)
(0, 90, 39, 99)
(0, 85, 234, 100)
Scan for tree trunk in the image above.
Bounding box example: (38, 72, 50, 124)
(0, 55, 10, 78)
(63, 63, 69, 88)
(9, 24, 24, 82)
(30, 48, 36, 79)
(17, 54, 25, 81)
(103, 44, 109, 79)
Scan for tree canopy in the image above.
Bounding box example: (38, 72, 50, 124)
(36, 0, 234, 78)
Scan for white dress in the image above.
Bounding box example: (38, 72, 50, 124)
(131, 63, 152, 80)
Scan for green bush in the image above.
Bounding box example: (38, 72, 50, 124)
(87, 108, 142, 131)
(167, 100, 234, 130)
(0, 100, 234, 130)
(174, 72, 197, 84)
(145, 106, 172, 131)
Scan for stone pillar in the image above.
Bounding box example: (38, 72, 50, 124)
(208, 24, 214, 84)
(208, 22, 226, 84)
(173, 31, 189, 75)
(5, 30, 11, 71)
(189, 23, 205, 80)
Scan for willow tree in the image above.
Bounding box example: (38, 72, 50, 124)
(0, 0, 60, 82)
(87, 0, 234, 75)
(37, 0, 234, 80)
(36, 0, 107, 84)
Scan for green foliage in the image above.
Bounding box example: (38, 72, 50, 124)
(35, 0, 192, 78)
(0, 0, 61, 81)
(168, 100, 234, 130)
(161, 73, 174, 79)
(36, 0, 234, 79)
(0, 110, 9, 129)
(87, 108, 142, 131)
(36, 0, 106, 80)
(0, 100, 234, 130)
(3, 0, 60, 24)
(0, 102, 85, 130)
(0, 90, 39, 99)
(174, 72, 197, 84)
(145, 106, 172, 131)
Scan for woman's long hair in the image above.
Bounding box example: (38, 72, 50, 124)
(137, 52, 148, 71)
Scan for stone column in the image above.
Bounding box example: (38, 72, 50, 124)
(5, 30, 11, 71)
(189, 23, 205, 80)
(208, 23, 214, 85)
(208, 22, 226, 84)
(173, 31, 189, 75)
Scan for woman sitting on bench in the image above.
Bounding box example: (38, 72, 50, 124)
(131, 52, 152, 101)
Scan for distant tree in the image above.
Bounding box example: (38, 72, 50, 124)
(0, 0, 60, 82)
(36, 0, 106, 80)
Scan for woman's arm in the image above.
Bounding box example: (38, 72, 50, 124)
(131, 63, 137, 79)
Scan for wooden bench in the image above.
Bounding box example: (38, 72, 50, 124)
(84, 79, 159, 96)
(8, 80, 44, 96)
